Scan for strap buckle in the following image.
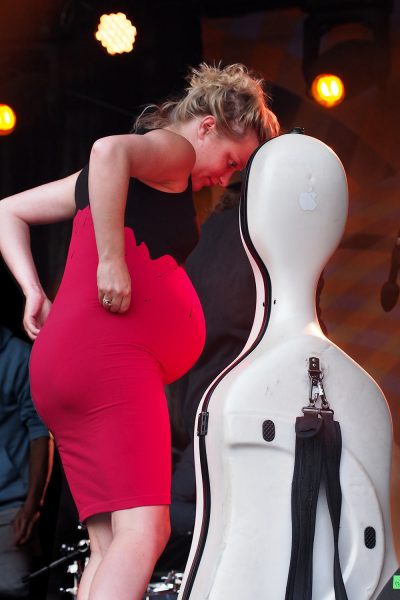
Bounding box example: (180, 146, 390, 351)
(303, 357, 333, 416)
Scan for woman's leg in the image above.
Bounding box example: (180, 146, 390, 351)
(88, 505, 170, 600)
(77, 513, 113, 600)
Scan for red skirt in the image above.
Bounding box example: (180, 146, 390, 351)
(30, 207, 205, 522)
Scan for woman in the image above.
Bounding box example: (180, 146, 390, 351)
(0, 63, 279, 600)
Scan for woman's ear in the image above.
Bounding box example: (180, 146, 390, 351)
(198, 115, 217, 139)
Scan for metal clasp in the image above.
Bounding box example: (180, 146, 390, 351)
(303, 357, 333, 416)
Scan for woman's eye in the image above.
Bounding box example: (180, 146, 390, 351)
(228, 161, 237, 169)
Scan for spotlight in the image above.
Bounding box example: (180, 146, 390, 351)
(302, 1, 392, 106)
(310, 74, 345, 108)
(0, 104, 16, 135)
(95, 12, 137, 55)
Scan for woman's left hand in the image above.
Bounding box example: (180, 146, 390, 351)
(97, 257, 131, 313)
(23, 292, 52, 340)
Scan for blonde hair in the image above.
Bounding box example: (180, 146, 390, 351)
(134, 63, 280, 143)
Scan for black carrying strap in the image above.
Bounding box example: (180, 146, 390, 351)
(285, 413, 348, 600)
(322, 414, 348, 599)
(285, 415, 323, 599)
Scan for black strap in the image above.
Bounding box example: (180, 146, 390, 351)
(321, 414, 348, 600)
(285, 413, 348, 599)
(285, 415, 323, 599)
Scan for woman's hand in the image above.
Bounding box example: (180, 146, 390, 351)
(23, 291, 52, 340)
(97, 257, 131, 313)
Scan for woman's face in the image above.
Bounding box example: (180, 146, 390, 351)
(190, 118, 260, 192)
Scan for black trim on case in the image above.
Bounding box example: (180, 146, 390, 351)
(180, 135, 278, 598)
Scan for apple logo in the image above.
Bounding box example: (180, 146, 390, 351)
(299, 190, 317, 211)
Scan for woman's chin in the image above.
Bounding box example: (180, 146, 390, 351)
(192, 178, 209, 192)
(191, 181, 203, 192)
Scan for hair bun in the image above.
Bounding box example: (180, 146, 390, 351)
(134, 62, 280, 143)
(187, 63, 254, 93)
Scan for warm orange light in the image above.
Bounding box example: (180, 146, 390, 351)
(0, 104, 16, 135)
(95, 12, 137, 55)
(310, 74, 345, 108)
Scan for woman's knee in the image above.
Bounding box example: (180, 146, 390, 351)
(154, 508, 171, 554)
(113, 505, 171, 556)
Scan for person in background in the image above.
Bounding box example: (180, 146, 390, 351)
(0, 63, 279, 600)
(0, 325, 50, 599)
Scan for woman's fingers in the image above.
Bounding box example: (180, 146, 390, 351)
(109, 296, 122, 313)
(23, 294, 52, 339)
(100, 292, 130, 313)
(23, 317, 40, 340)
(97, 259, 131, 313)
(119, 292, 131, 314)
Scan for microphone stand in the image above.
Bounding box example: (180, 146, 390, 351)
(22, 539, 89, 599)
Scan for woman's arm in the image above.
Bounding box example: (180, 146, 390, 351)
(0, 173, 79, 338)
(88, 129, 195, 313)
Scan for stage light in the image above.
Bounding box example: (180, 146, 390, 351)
(310, 74, 345, 108)
(95, 12, 137, 55)
(302, 2, 392, 106)
(0, 104, 16, 135)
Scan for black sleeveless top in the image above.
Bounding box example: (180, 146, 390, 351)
(74, 165, 199, 265)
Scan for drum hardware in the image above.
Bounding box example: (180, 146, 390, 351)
(58, 540, 89, 598)
(59, 560, 81, 598)
(21, 537, 89, 599)
(144, 571, 183, 599)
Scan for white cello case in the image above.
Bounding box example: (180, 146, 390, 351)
(178, 133, 398, 600)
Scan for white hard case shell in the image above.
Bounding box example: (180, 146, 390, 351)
(178, 134, 398, 600)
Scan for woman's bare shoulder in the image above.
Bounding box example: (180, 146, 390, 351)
(139, 129, 195, 191)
